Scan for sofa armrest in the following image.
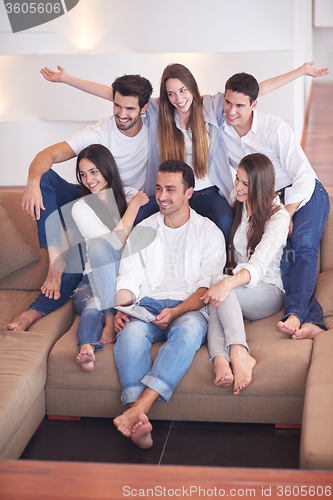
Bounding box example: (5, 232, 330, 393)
(300, 331, 333, 469)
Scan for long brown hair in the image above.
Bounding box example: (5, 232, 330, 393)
(226, 153, 280, 272)
(76, 145, 127, 231)
(157, 63, 209, 179)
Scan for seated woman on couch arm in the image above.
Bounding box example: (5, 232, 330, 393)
(201, 153, 290, 395)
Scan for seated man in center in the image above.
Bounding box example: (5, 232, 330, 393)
(113, 160, 231, 449)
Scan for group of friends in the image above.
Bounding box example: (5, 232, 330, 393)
(7, 61, 330, 450)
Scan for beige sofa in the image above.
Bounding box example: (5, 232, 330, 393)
(0, 190, 332, 470)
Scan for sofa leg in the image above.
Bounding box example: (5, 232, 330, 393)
(275, 424, 301, 429)
(47, 415, 81, 421)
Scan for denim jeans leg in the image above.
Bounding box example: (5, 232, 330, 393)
(87, 238, 121, 310)
(28, 271, 82, 315)
(114, 318, 166, 405)
(281, 180, 329, 326)
(38, 170, 81, 249)
(72, 275, 105, 351)
(189, 187, 233, 243)
(141, 310, 207, 402)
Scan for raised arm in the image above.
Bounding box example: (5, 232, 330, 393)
(258, 62, 329, 97)
(114, 191, 149, 245)
(40, 65, 113, 101)
(22, 141, 76, 221)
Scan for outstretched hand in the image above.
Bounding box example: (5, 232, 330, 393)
(40, 65, 67, 83)
(303, 62, 329, 78)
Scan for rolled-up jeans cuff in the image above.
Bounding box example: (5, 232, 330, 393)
(27, 306, 46, 316)
(141, 374, 173, 403)
(121, 385, 145, 406)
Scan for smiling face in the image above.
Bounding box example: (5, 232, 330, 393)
(234, 165, 249, 205)
(78, 158, 108, 194)
(224, 89, 257, 137)
(165, 78, 194, 119)
(155, 171, 193, 225)
(112, 92, 148, 137)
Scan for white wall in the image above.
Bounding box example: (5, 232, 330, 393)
(0, 0, 316, 186)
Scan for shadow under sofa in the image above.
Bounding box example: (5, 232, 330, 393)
(0, 190, 333, 470)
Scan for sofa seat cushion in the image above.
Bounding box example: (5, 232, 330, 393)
(46, 309, 312, 424)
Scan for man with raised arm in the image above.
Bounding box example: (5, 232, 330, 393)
(8, 73, 159, 332)
(112, 160, 226, 449)
(220, 71, 330, 340)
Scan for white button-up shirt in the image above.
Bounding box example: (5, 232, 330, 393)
(222, 110, 316, 208)
(230, 192, 290, 290)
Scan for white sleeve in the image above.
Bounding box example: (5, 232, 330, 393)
(72, 199, 123, 251)
(195, 222, 226, 289)
(66, 117, 111, 156)
(233, 208, 290, 288)
(273, 121, 316, 207)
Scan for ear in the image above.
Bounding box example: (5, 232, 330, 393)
(251, 99, 258, 110)
(186, 187, 194, 200)
(140, 102, 149, 114)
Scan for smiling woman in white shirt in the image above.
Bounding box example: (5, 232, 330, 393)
(201, 153, 290, 396)
(71, 144, 148, 373)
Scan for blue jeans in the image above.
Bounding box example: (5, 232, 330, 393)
(87, 238, 121, 310)
(114, 298, 207, 404)
(189, 186, 233, 243)
(72, 239, 121, 350)
(280, 180, 330, 329)
(72, 275, 108, 351)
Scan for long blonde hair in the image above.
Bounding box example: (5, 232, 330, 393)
(158, 64, 209, 179)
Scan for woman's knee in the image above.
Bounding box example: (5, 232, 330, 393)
(88, 238, 119, 263)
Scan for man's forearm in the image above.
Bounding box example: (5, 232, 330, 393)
(171, 287, 208, 320)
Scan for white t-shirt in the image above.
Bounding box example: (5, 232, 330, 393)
(67, 116, 148, 190)
(151, 220, 190, 300)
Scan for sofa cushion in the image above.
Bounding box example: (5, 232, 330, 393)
(46, 310, 313, 424)
(0, 202, 39, 280)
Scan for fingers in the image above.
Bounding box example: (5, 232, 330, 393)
(114, 312, 130, 333)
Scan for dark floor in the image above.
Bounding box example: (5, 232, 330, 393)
(20, 417, 301, 469)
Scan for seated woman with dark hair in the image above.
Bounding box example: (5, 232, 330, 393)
(202, 153, 290, 395)
(71, 144, 148, 372)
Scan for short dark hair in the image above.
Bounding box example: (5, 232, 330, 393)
(159, 160, 195, 191)
(225, 72, 259, 105)
(112, 74, 153, 110)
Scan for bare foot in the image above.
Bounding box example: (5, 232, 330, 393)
(292, 323, 325, 340)
(277, 314, 300, 335)
(41, 247, 67, 300)
(100, 313, 116, 344)
(76, 345, 95, 372)
(131, 413, 153, 449)
(230, 345, 257, 395)
(7, 309, 43, 331)
(213, 354, 234, 388)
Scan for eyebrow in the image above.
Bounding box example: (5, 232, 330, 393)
(156, 184, 176, 189)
